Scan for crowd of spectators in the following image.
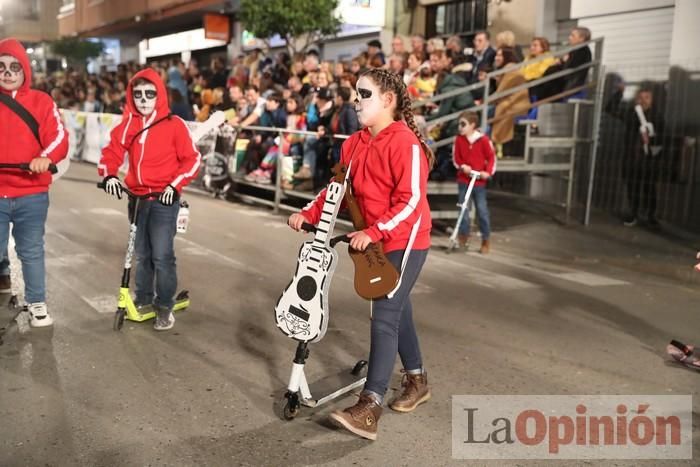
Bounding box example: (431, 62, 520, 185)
(31, 26, 593, 189)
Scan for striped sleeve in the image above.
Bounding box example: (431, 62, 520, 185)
(39, 100, 69, 164)
(364, 142, 426, 243)
(169, 117, 202, 191)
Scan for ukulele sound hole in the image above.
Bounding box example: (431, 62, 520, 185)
(297, 276, 317, 301)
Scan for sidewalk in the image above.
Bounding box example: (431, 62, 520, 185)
(435, 193, 700, 286)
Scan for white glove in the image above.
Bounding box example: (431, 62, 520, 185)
(159, 185, 178, 206)
(103, 176, 123, 199)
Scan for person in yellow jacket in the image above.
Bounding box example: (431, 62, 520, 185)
(521, 37, 557, 81)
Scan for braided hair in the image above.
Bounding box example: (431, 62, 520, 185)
(359, 68, 435, 168)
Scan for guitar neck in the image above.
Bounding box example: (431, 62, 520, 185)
(313, 181, 343, 247)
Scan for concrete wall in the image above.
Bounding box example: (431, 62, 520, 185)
(488, 0, 538, 45)
(570, 0, 674, 18)
(670, 0, 700, 67)
(2, 0, 60, 42)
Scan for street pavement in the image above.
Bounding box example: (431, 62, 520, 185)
(0, 162, 698, 466)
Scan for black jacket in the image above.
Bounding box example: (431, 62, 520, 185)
(562, 46, 592, 90)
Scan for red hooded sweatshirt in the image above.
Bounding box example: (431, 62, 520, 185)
(98, 68, 200, 195)
(0, 38, 68, 198)
(453, 130, 496, 187)
(302, 121, 432, 253)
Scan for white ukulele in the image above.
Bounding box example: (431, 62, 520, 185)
(275, 180, 345, 343)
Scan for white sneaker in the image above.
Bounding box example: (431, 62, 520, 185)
(28, 302, 54, 328)
(153, 308, 175, 331)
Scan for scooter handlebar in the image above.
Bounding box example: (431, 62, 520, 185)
(96, 181, 162, 200)
(0, 162, 58, 174)
(301, 222, 350, 247)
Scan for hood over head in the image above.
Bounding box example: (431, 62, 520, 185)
(125, 68, 170, 119)
(0, 38, 31, 94)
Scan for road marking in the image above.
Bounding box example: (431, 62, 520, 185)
(428, 254, 537, 291)
(81, 294, 117, 313)
(553, 271, 628, 287)
(87, 207, 125, 217)
(475, 250, 630, 287)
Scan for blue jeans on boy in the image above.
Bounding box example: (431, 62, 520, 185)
(457, 183, 490, 240)
(0, 193, 49, 303)
(131, 199, 179, 311)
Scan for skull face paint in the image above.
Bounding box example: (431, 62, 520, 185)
(133, 82, 157, 116)
(354, 76, 384, 128)
(0, 55, 24, 93)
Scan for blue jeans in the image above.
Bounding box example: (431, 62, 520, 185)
(0, 192, 49, 303)
(130, 199, 179, 311)
(457, 183, 490, 240)
(364, 249, 428, 398)
(0, 248, 8, 275)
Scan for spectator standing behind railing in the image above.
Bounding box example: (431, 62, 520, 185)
(425, 49, 474, 180)
(491, 47, 529, 158)
(606, 82, 665, 227)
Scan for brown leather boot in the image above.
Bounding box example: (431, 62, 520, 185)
(479, 239, 490, 254)
(329, 394, 383, 440)
(389, 371, 431, 413)
(458, 235, 470, 248)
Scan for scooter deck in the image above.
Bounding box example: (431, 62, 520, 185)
(300, 365, 367, 408)
(124, 297, 190, 322)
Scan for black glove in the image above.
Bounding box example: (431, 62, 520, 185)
(159, 185, 179, 206)
(103, 176, 123, 199)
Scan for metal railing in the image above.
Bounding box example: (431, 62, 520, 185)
(225, 38, 605, 222)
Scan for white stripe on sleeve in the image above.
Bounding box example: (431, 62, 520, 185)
(377, 143, 420, 232)
(40, 102, 65, 159)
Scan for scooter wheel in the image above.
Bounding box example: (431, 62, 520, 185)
(351, 360, 368, 376)
(113, 309, 126, 331)
(283, 401, 299, 420)
(282, 391, 301, 421)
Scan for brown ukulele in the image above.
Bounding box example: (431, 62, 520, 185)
(333, 164, 399, 299)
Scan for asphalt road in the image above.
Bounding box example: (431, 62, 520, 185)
(0, 162, 698, 466)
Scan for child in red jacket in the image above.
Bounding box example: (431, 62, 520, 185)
(453, 111, 496, 253)
(98, 69, 201, 331)
(0, 38, 69, 327)
(288, 69, 433, 441)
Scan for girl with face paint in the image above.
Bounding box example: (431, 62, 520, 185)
(0, 38, 69, 328)
(98, 70, 201, 331)
(288, 69, 435, 440)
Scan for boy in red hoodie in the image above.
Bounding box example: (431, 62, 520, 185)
(98, 69, 201, 331)
(453, 111, 496, 253)
(0, 38, 69, 327)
